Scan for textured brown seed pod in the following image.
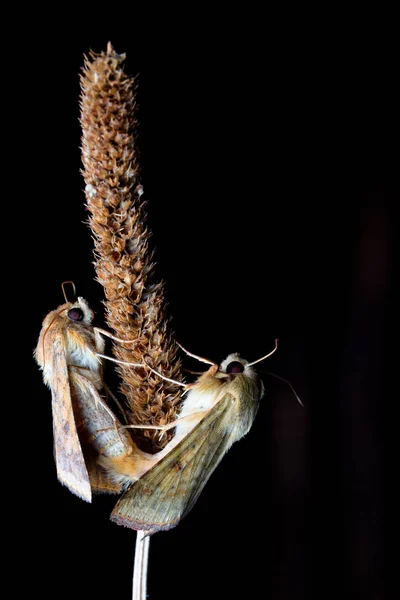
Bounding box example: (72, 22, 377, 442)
(80, 42, 183, 451)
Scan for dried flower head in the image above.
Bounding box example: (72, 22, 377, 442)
(80, 43, 183, 451)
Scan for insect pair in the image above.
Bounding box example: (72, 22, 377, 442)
(35, 284, 285, 535)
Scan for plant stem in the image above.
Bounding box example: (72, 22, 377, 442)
(132, 531, 150, 600)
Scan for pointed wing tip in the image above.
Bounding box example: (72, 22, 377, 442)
(58, 476, 92, 503)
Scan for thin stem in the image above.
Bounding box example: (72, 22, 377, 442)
(132, 531, 150, 600)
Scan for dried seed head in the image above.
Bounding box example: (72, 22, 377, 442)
(80, 43, 183, 451)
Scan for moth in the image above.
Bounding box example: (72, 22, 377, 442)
(98, 342, 279, 535)
(35, 287, 154, 502)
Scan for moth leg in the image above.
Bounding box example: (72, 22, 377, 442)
(68, 366, 103, 408)
(121, 409, 210, 439)
(177, 343, 216, 366)
(88, 388, 129, 448)
(104, 383, 131, 423)
(97, 353, 187, 388)
(94, 326, 138, 346)
(94, 421, 174, 443)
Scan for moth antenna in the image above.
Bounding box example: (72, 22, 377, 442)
(267, 372, 304, 407)
(97, 353, 187, 388)
(95, 327, 138, 345)
(177, 342, 216, 366)
(247, 338, 279, 367)
(61, 280, 76, 302)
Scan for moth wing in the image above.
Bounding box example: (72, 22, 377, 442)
(110, 394, 235, 533)
(69, 368, 132, 494)
(49, 335, 92, 502)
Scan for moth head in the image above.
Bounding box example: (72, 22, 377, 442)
(36, 295, 96, 374)
(219, 353, 249, 376)
(218, 353, 266, 408)
(58, 281, 94, 325)
(219, 340, 279, 377)
(178, 341, 278, 382)
(66, 297, 94, 325)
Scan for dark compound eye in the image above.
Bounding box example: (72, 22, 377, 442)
(67, 308, 84, 322)
(226, 361, 244, 374)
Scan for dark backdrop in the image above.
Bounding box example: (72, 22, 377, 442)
(26, 25, 390, 600)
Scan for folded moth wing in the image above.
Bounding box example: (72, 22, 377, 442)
(110, 353, 264, 534)
(35, 297, 134, 501)
(67, 365, 134, 495)
(42, 330, 93, 502)
(110, 393, 235, 533)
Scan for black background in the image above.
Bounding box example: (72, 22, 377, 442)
(25, 21, 391, 600)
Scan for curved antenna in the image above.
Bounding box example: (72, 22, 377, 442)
(177, 342, 216, 366)
(267, 372, 304, 407)
(61, 281, 76, 303)
(247, 338, 279, 367)
(43, 282, 76, 365)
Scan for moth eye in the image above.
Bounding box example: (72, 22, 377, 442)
(226, 361, 244, 374)
(67, 308, 84, 322)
